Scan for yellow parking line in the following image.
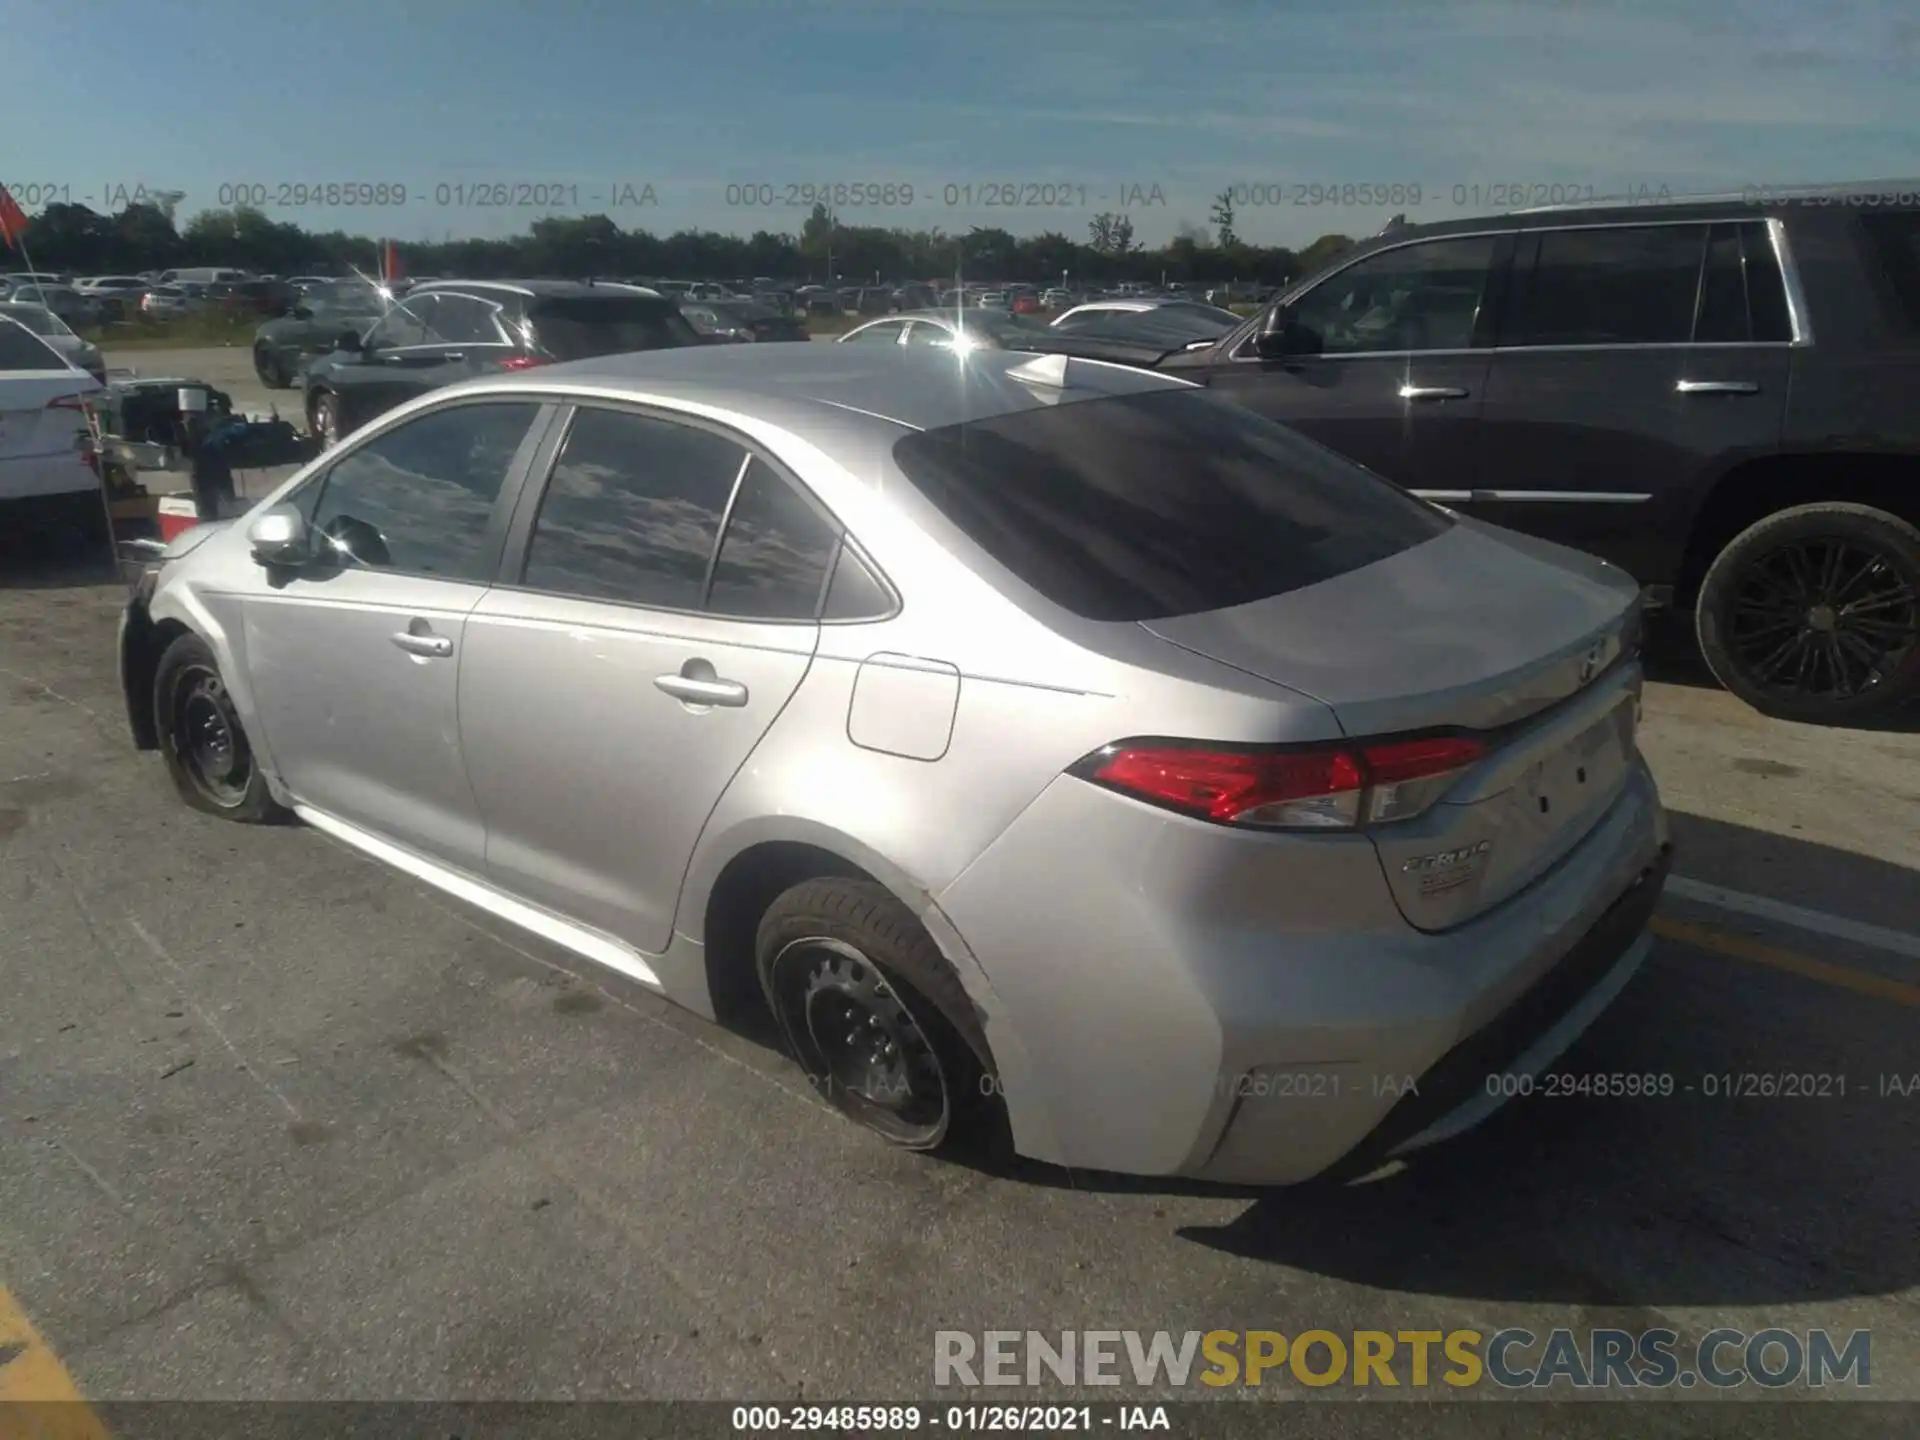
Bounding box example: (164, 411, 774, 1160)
(1652, 915, 1920, 1008)
(0, 1283, 111, 1438)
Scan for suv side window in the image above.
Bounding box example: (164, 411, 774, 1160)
(520, 407, 749, 609)
(1286, 236, 1498, 354)
(306, 401, 540, 579)
(1510, 224, 1708, 346)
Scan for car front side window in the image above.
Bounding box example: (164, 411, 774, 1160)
(1286, 236, 1499, 355)
(303, 401, 541, 580)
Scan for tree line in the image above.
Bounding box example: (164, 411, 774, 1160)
(13, 198, 1359, 286)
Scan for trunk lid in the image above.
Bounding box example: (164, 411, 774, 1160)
(1141, 519, 1646, 931)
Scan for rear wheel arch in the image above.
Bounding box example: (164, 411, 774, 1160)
(698, 839, 883, 1034)
(1677, 451, 1920, 608)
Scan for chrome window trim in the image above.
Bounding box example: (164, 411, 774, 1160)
(1765, 217, 1814, 346)
(1410, 489, 1653, 503)
(1232, 215, 1819, 362)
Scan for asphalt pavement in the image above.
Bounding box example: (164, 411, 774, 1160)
(0, 349, 1914, 1433)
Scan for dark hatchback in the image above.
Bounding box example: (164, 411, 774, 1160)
(301, 280, 702, 446)
(1066, 186, 1920, 725)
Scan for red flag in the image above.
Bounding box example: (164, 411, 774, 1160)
(0, 185, 27, 249)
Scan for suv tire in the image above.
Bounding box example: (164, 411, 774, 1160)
(1696, 501, 1920, 725)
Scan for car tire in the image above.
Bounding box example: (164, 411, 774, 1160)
(1696, 501, 1920, 725)
(254, 344, 289, 389)
(153, 632, 289, 823)
(310, 390, 340, 449)
(756, 878, 1008, 1159)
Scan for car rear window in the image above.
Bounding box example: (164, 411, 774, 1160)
(890, 388, 1453, 622)
(528, 297, 700, 360)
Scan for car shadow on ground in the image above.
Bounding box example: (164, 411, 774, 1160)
(978, 810, 1918, 1308)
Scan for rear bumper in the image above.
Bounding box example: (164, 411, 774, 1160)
(938, 760, 1667, 1185)
(1316, 839, 1670, 1183)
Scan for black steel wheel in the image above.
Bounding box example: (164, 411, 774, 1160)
(153, 632, 288, 822)
(755, 878, 1006, 1157)
(1698, 503, 1920, 724)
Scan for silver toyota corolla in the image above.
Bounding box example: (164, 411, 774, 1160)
(120, 344, 1670, 1185)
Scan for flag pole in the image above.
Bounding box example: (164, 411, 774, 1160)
(0, 184, 118, 566)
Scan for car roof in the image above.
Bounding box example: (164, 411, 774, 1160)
(445, 338, 1194, 435)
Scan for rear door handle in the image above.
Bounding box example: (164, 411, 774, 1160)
(390, 630, 453, 658)
(1676, 379, 1760, 394)
(655, 670, 749, 707)
(439, 352, 465, 362)
(1399, 384, 1470, 400)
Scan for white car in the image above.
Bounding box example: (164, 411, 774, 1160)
(141, 284, 208, 318)
(0, 317, 105, 547)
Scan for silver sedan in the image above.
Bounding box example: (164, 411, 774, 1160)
(119, 343, 1668, 1185)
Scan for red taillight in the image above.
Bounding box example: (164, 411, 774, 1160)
(497, 355, 550, 371)
(1079, 734, 1487, 830)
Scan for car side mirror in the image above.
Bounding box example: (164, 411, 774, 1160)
(291, 304, 313, 320)
(335, 329, 365, 354)
(247, 504, 313, 569)
(1255, 308, 1320, 359)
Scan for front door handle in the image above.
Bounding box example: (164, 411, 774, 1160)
(655, 661, 748, 708)
(390, 630, 453, 658)
(1399, 384, 1470, 401)
(1676, 379, 1760, 394)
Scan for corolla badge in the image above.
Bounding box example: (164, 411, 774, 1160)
(1403, 839, 1492, 896)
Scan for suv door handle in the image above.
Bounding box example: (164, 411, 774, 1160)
(438, 352, 465, 362)
(1676, 379, 1760, 394)
(1399, 384, 1470, 400)
(390, 630, 453, 658)
(655, 666, 749, 708)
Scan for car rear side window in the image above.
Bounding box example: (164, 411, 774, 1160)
(890, 388, 1453, 623)
(1694, 224, 1752, 343)
(706, 457, 841, 620)
(1695, 221, 1794, 344)
(307, 401, 540, 580)
(1513, 224, 1708, 345)
(527, 298, 701, 360)
(521, 407, 747, 609)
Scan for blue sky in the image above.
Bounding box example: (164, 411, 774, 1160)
(6, 0, 1917, 248)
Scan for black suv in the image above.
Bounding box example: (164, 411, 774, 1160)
(1137, 185, 1920, 725)
(301, 280, 701, 449)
